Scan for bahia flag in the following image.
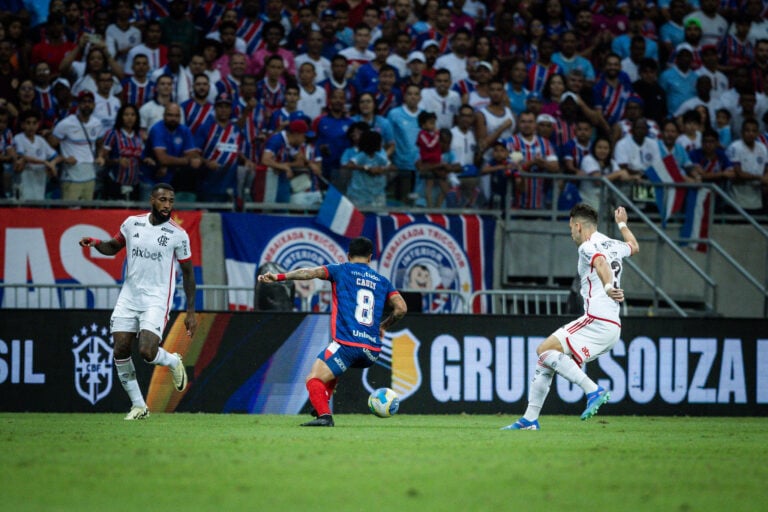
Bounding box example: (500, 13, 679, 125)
(680, 188, 711, 253)
(644, 153, 687, 226)
(315, 185, 366, 238)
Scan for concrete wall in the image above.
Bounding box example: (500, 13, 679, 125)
(504, 220, 767, 318)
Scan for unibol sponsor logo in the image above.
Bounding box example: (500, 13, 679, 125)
(131, 247, 163, 261)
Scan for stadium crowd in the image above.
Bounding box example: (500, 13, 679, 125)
(1, 0, 767, 214)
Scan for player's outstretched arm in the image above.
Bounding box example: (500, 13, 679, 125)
(258, 266, 327, 283)
(78, 236, 124, 256)
(614, 206, 640, 255)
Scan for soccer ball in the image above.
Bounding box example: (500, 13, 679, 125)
(368, 387, 400, 418)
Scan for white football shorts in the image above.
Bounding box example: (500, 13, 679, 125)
(553, 314, 621, 366)
(110, 300, 169, 339)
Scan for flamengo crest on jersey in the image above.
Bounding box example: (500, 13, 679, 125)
(577, 231, 632, 321)
(117, 213, 192, 311)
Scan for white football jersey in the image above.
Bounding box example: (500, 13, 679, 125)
(577, 231, 632, 321)
(116, 213, 192, 311)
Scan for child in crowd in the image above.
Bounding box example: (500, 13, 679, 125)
(12, 110, 61, 200)
(416, 111, 442, 207)
(481, 140, 519, 210)
(677, 109, 703, 152)
(578, 136, 628, 210)
(715, 108, 732, 148)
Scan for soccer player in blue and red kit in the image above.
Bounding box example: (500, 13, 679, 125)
(258, 237, 408, 427)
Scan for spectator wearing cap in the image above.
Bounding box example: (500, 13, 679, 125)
(556, 92, 609, 147)
(552, 31, 596, 84)
(684, 0, 728, 47)
(421, 40, 441, 79)
(592, 53, 634, 126)
(47, 90, 105, 201)
(261, 119, 314, 203)
(295, 31, 332, 85)
(659, 43, 699, 115)
(611, 9, 659, 62)
(502, 110, 558, 209)
(398, 51, 435, 93)
(194, 92, 255, 202)
(463, 61, 494, 110)
(314, 88, 354, 191)
(318, 9, 348, 61)
(248, 22, 297, 79)
(142, 103, 202, 200)
(632, 58, 668, 124)
(419, 68, 462, 130)
(435, 29, 473, 85)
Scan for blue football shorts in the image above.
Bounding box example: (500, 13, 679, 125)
(318, 341, 380, 377)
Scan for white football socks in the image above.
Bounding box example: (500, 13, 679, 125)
(523, 362, 554, 422)
(149, 347, 178, 368)
(539, 349, 598, 394)
(114, 357, 146, 408)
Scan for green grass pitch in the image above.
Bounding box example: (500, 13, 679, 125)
(2, 413, 766, 512)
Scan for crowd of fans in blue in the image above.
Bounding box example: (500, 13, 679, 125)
(1, 0, 767, 214)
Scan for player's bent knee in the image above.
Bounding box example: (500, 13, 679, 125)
(536, 335, 564, 356)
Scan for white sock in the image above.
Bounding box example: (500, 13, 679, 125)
(540, 349, 598, 394)
(149, 347, 178, 368)
(114, 357, 146, 408)
(523, 360, 554, 422)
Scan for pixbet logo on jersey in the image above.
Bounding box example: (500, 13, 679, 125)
(71, 323, 113, 405)
(131, 247, 164, 261)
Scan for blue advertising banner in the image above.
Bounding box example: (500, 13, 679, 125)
(221, 212, 496, 313)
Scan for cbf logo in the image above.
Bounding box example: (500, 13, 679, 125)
(260, 228, 346, 312)
(71, 323, 113, 405)
(362, 328, 422, 401)
(378, 223, 472, 313)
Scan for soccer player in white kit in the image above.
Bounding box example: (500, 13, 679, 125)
(79, 183, 198, 420)
(502, 203, 640, 430)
